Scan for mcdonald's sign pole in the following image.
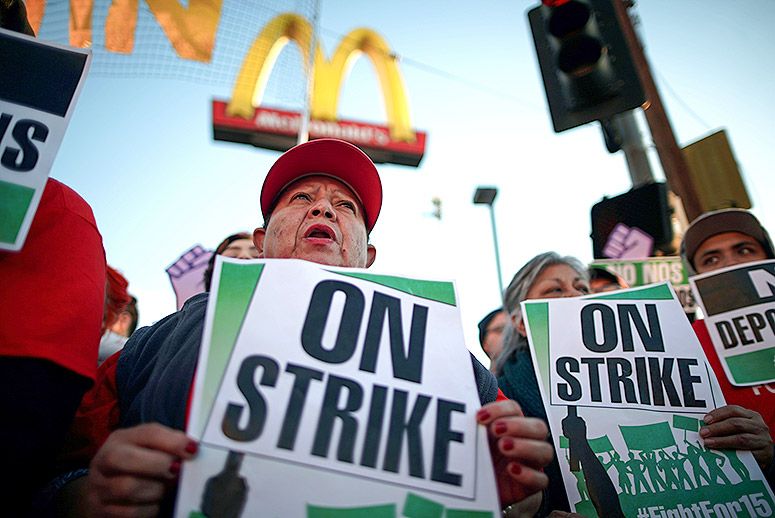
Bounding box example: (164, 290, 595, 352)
(211, 13, 427, 167)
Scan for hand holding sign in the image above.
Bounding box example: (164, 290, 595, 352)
(166, 245, 212, 310)
(701, 405, 774, 469)
(75, 423, 198, 517)
(477, 399, 552, 506)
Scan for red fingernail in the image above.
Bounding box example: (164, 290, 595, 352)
(509, 462, 522, 476)
(169, 459, 181, 475)
(477, 410, 491, 421)
(502, 437, 514, 451)
(185, 440, 198, 454)
(494, 422, 507, 435)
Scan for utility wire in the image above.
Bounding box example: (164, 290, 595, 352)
(316, 25, 541, 111)
(654, 70, 712, 131)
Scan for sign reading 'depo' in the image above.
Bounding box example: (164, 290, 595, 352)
(690, 259, 775, 386)
(175, 258, 499, 517)
(0, 29, 91, 251)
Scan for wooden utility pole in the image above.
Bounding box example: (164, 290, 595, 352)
(611, 0, 703, 221)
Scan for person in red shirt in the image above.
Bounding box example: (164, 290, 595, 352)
(0, 179, 106, 515)
(681, 208, 774, 482)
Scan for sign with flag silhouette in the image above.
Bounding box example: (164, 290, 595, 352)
(522, 283, 775, 517)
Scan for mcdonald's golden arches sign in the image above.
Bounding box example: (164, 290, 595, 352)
(212, 13, 426, 167)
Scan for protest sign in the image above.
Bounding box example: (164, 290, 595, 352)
(690, 259, 775, 386)
(175, 258, 500, 517)
(590, 257, 697, 314)
(0, 28, 91, 251)
(523, 283, 775, 517)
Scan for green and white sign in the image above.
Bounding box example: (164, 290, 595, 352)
(690, 259, 775, 386)
(590, 257, 697, 314)
(523, 283, 775, 517)
(175, 258, 500, 517)
(0, 28, 91, 251)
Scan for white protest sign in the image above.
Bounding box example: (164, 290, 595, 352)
(176, 258, 500, 517)
(690, 259, 775, 386)
(523, 283, 775, 517)
(0, 28, 91, 251)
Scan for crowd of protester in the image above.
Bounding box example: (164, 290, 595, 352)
(2, 1, 773, 516)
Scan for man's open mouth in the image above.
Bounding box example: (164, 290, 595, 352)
(304, 224, 335, 240)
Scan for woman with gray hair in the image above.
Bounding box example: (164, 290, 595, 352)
(494, 252, 590, 515)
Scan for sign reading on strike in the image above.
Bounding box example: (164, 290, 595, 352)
(690, 259, 775, 386)
(175, 258, 500, 517)
(0, 29, 91, 251)
(523, 283, 775, 517)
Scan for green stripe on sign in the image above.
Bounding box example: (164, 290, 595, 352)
(673, 414, 701, 432)
(593, 283, 674, 300)
(333, 271, 456, 305)
(524, 302, 550, 387)
(0, 180, 35, 243)
(727, 346, 775, 385)
(196, 262, 264, 435)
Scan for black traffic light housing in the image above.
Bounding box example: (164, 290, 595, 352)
(528, 0, 645, 133)
(590, 182, 674, 259)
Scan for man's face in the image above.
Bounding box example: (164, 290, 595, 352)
(482, 311, 507, 360)
(692, 231, 767, 274)
(254, 175, 377, 268)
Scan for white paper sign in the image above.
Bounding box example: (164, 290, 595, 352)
(0, 28, 91, 251)
(690, 259, 775, 386)
(523, 283, 775, 517)
(175, 258, 500, 517)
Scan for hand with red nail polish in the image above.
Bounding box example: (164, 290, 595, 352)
(69, 423, 198, 517)
(477, 399, 553, 510)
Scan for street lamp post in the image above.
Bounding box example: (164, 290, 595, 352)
(473, 186, 504, 297)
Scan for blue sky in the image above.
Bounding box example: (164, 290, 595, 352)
(41, 0, 775, 366)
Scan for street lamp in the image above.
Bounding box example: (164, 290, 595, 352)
(473, 186, 504, 297)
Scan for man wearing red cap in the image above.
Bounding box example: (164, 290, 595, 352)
(56, 139, 552, 516)
(681, 208, 775, 486)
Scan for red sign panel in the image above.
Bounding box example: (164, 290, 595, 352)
(212, 100, 426, 167)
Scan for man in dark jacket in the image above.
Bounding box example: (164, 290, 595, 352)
(59, 139, 553, 516)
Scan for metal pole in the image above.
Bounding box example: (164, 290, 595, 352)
(612, 110, 654, 187)
(297, 0, 321, 145)
(488, 204, 504, 297)
(612, 0, 703, 220)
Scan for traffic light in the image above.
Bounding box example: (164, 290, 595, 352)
(527, 0, 645, 133)
(590, 182, 673, 259)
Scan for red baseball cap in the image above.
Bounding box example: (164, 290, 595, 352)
(260, 139, 382, 232)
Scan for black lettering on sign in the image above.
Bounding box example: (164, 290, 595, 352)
(648, 357, 681, 407)
(360, 384, 388, 468)
(0, 113, 12, 143)
(360, 292, 428, 383)
(617, 304, 664, 352)
(431, 399, 465, 486)
(383, 389, 431, 478)
(677, 359, 706, 408)
(1, 119, 49, 172)
(276, 364, 324, 450)
(556, 357, 582, 402)
(581, 304, 618, 353)
(581, 357, 605, 402)
(221, 355, 279, 442)
(301, 280, 364, 364)
(607, 357, 637, 404)
(312, 375, 364, 463)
